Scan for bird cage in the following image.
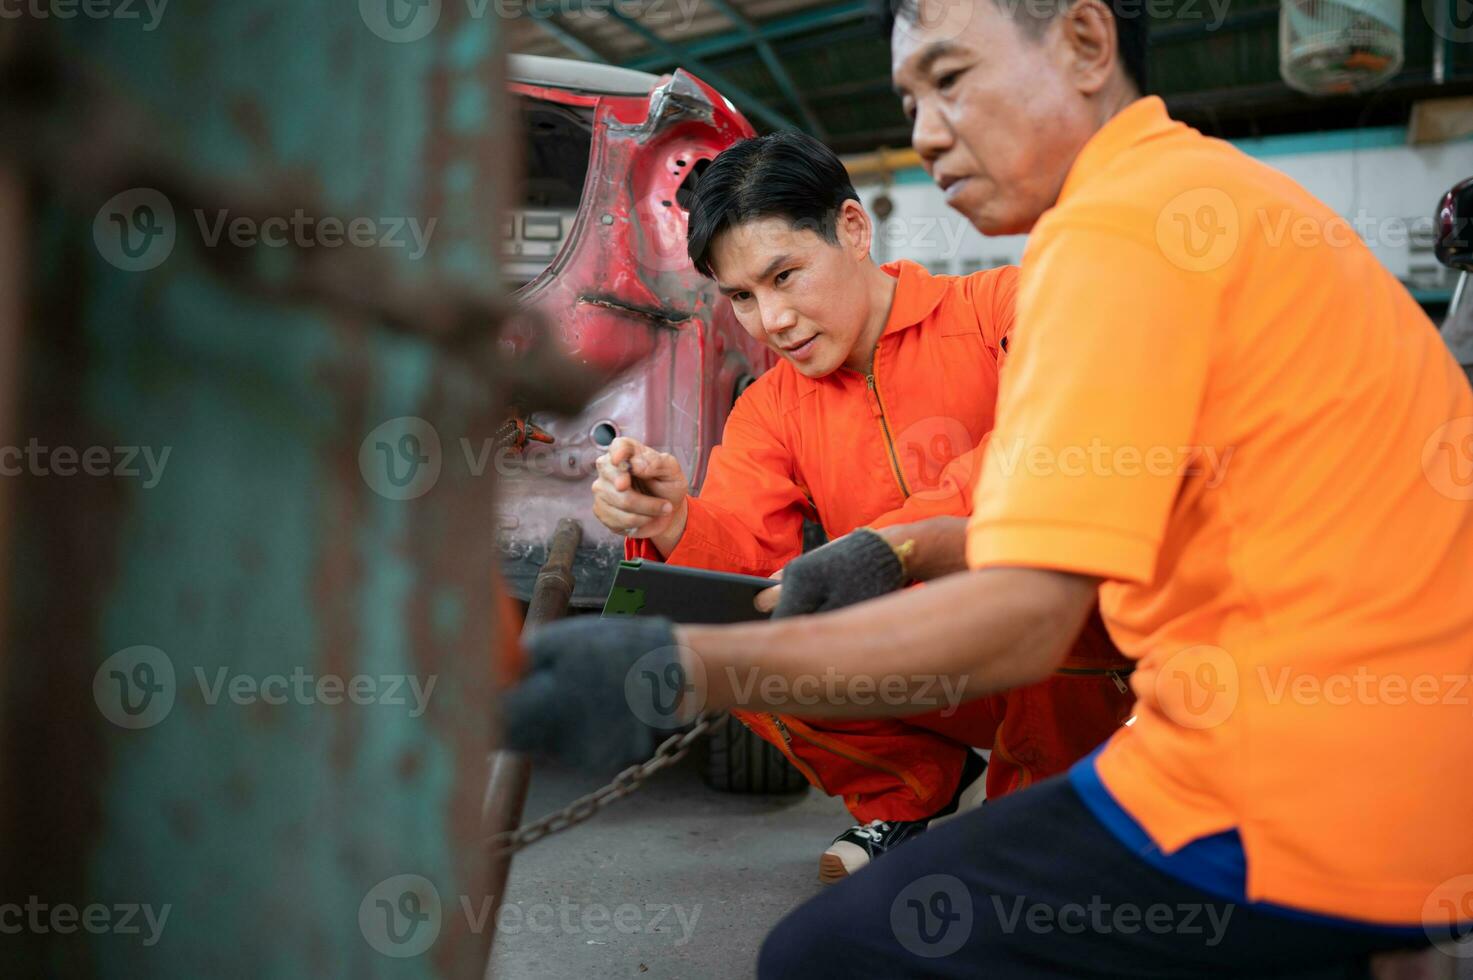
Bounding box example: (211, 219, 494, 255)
(1279, 0, 1404, 95)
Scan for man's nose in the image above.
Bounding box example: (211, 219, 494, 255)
(911, 99, 952, 163)
(758, 296, 798, 335)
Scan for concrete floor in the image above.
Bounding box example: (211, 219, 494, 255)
(489, 752, 849, 980)
(490, 755, 1473, 980)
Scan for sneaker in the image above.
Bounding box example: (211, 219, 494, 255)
(819, 819, 928, 884)
(818, 751, 987, 884)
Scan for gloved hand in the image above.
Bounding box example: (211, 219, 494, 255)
(501, 616, 701, 772)
(767, 528, 908, 619)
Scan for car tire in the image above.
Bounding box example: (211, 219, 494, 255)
(703, 714, 810, 794)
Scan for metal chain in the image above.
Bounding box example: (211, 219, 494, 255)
(486, 713, 726, 859)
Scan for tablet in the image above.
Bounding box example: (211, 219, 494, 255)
(601, 559, 774, 624)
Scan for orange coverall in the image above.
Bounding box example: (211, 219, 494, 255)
(629, 260, 1133, 821)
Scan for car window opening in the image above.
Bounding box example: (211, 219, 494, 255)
(505, 95, 593, 288)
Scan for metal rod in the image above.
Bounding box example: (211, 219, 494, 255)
(1432, 0, 1451, 86)
(487, 518, 581, 970)
(627, 0, 868, 71)
(524, 517, 583, 628)
(578, 0, 799, 131)
(483, 750, 532, 977)
(703, 0, 828, 138)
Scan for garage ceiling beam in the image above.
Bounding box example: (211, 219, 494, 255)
(626, 0, 870, 71)
(531, 16, 609, 64)
(579, 0, 800, 132)
(702, 0, 829, 139)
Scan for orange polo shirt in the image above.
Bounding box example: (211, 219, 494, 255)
(967, 96, 1473, 925)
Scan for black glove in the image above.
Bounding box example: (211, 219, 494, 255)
(772, 528, 907, 619)
(502, 616, 700, 772)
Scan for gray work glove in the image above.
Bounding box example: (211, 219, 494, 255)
(502, 616, 699, 772)
(772, 528, 907, 619)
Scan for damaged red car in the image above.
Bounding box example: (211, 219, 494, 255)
(498, 55, 777, 609)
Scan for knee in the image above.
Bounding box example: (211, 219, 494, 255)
(757, 899, 841, 980)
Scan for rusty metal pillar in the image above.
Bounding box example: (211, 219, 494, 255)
(0, 6, 591, 977)
(0, 58, 25, 860)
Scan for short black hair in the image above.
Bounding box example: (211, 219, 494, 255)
(686, 131, 861, 280)
(880, 0, 1149, 95)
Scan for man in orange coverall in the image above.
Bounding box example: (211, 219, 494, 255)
(587, 130, 1132, 882)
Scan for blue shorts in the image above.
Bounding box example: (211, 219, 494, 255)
(758, 774, 1436, 979)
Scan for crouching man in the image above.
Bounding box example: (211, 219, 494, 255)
(582, 130, 1132, 882)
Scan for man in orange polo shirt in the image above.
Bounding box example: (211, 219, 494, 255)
(511, 0, 1473, 972)
(583, 130, 1131, 882)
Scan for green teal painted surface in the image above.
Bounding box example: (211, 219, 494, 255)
(11, 6, 515, 977)
(450, 19, 495, 69)
(445, 160, 475, 197)
(1231, 125, 1408, 158)
(452, 81, 491, 133)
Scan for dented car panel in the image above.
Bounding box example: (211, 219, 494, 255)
(501, 59, 775, 605)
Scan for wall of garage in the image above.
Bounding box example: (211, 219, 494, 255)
(858, 127, 1473, 304)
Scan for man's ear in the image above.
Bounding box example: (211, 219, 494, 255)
(1057, 0, 1118, 96)
(837, 199, 873, 259)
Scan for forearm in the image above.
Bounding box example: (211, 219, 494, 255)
(876, 516, 969, 582)
(679, 567, 1097, 718)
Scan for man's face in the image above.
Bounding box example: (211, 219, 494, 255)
(891, 0, 1098, 235)
(709, 208, 873, 379)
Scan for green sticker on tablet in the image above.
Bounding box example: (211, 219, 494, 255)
(600, 559, 773, 624)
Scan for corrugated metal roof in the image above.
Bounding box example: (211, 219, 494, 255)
(509, 0, 1473, 154)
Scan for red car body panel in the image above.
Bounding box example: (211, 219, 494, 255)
(501, 63, 776, 606)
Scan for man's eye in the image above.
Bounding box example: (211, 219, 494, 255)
(733, 291, 752, 303)
(937, 70, 961, 92)
(775, 270, 793, 284)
